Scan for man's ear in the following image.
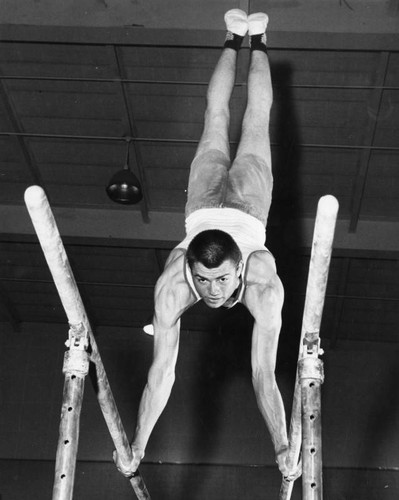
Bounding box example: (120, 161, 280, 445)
(237, 260, 244, 276)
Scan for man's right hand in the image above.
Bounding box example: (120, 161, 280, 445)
(276, 447, 302, 482)
(112, 446, 145, 478)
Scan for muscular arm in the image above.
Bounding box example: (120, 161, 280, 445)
(132, 317, 180, 450)
(114, 249, 195, 476)
(244, 253, 289, 469)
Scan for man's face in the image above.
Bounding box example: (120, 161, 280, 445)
(191, 259, 243, 308)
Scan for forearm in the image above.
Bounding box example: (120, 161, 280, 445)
(252, 370, 288, 455)
(132, 366, 175, 452)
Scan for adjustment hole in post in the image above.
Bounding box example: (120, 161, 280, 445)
(310, 414, 315, 421)
(311, 482, 317, 489)
(310, 447, 316, 454)
(61, 474, 66, 480)
(68, 407, 73, 412)
(71, 375, 76, 380)
(309, 382, 315, 388)
(64, 440, 69, 445)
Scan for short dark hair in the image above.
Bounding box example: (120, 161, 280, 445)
(186, 230, 242, 269)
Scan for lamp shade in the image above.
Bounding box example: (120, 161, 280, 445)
(106, 167, 143, 204)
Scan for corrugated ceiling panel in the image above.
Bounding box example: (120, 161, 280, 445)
(0, 42, 116, 79)
(127, 82, 206, 140)
(362, 150, 399, 219)
(0, 136, 33, 204)
(272, 147, 358, 217)
(85, 286, 154, 327)
(340, 298, 398, 342)
(145, 166, 188, 191)
(270, 50, 381, 87)
(2, 280, 66, 323)
(140, 142, 195, 169)
(149, 188, 187, 211)
(67, 246, 161, 285)
(281, 88, 371, 146)
(141, 142, 191, 211)
(385, 52, 399, 87)
(0, 95, 16, 131)
(347, 259, 399, 298)
(5, 80, 126, 136)
(0, 242, 51, 279)
(373, 90, 399, 148)
(119, 46, 229, 83)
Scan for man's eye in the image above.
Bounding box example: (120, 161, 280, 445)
(219, 277, 228, 283)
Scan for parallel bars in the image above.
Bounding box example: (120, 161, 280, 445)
(24, 185, 151, 500)
(279, 195, 339, 500)
(24, 185, 337, 499)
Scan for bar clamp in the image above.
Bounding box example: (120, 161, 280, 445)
(63, 322, 90, 377)
(303, 331, 324, 358)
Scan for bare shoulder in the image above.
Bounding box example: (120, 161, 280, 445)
(245, 250, 279, 285)
(160, 247, 187, 281)
(154, 248, 196, 327)
(243, 251, 284, 317)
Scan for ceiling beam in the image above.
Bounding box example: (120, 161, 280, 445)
(3, 204, 399, 257)
(1, 25, 399, 52)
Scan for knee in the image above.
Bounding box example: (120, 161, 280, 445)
(232, 153, 273, 189)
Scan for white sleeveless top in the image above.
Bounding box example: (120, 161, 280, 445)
(176, 208, 271, 305)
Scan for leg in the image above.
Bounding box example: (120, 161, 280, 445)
(226, 14, 273, 225)
(195, 48, 237, 159)
(185, 10, 248, 217)
(195, 9, 248, 158)
(238, 11, 272, 159)
(236, 49, 273, 164)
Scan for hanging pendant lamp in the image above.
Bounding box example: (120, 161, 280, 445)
(106, 138, 143, 204)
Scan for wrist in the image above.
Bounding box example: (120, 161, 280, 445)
(131, 443, 145, 457)
(275, 444, 289, 459)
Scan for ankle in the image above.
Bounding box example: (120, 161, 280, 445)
(224, 32, 245, 52)
(250, 33, 267, 54)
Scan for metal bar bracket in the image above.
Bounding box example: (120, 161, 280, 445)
(63, 323, 90, 377)
(303, 332, 324, 358)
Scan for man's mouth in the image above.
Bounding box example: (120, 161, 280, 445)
(207, 297, 222, 303)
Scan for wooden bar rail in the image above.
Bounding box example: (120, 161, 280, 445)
(24, 185, 151, 500)
(279, 195, 338, 500)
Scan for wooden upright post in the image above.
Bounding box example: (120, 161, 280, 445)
(279, 195, 338, 500)
(24, 185, 151, 500)
(53, 324, 90, 500)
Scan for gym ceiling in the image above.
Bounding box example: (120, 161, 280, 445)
(0, 0, 398, 343)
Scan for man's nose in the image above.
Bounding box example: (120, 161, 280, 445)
(209, 281, 220, 295)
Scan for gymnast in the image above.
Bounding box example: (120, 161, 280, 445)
(114, 9, 301, 482)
